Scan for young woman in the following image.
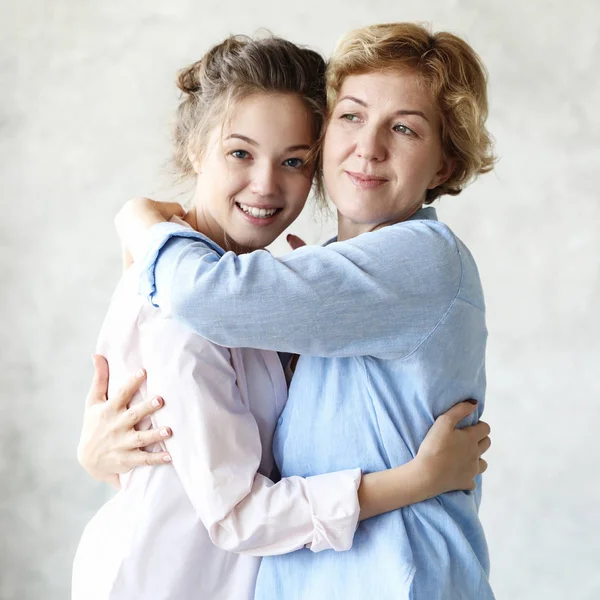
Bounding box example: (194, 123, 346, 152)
(74, 34, 490, 600)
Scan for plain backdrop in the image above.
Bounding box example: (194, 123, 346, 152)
(1, 1, 599, 599)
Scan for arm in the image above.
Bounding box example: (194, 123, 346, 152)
(134, 217, 461, 358)
(78, 356, 490, 541)
(359, 400, 490, 520)
(136, 306, 489, 555)
(138, 307, 360, 555)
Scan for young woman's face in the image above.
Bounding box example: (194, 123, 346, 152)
(322, 70, 451, 239)
(192, 92, 315, 252)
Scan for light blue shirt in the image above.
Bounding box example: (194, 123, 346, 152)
(138, 207, 494, 600)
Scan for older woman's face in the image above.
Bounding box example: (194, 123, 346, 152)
(323, 70, 451, 238)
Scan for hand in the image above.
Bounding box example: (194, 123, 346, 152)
(77, 355, 173, 489)
(415, 400, 491, 496)
(286, 234, 307, 250)
(115, 197, 185, 264)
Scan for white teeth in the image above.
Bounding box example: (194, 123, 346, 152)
(237, 203, 278, 218)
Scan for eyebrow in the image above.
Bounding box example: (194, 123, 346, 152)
(338, 95, 429, 122)
(225, 134, 311, 152)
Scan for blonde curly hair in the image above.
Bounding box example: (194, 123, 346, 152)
(327, 23, 496, 202)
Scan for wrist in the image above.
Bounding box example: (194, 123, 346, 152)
(116, 201, 166, 263)
(130, 213, 163, 262)
(358, 459, 433, 521)
(412, 454, 444, 499)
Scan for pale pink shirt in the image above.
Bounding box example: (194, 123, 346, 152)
(72, 222, 362, 600)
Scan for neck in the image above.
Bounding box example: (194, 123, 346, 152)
(336, 204, 424, 242)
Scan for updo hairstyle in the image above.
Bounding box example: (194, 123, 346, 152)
(173, 35, 327, 201)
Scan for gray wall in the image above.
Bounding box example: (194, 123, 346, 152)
(2, 1, 599, 598)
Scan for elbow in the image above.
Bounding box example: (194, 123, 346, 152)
(206, 519, 258, 554)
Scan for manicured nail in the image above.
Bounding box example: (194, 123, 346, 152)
(162, 454, 172, 462)
(136, 368, 145, 378)
(159, 428, 170, 438)
(152, 397, 162, 407)
(467, 399, 478, 405)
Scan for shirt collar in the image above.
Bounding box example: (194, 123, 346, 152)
(407, 206, 437, 222)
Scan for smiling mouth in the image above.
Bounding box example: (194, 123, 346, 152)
(235, 202, 282, 219)
(345, 171, 388, 189)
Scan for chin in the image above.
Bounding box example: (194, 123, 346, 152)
(233, 232, 277, 251)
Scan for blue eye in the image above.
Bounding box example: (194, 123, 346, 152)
(341, 113, 359, 122)
(393, 124, 415, 136)
(231, 150, 250, 159)
(283, 158, 304, 169)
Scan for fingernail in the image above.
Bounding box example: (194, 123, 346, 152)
(467, 399, 478, 405)
(152, 397, 162, 407)
(159, 428, 170, 438)
(162, 454, 172, 463)
(136, 368, 146, 378)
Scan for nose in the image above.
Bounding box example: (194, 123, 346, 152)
(356, 126, 386, 162)
(249, 162, 279, 197)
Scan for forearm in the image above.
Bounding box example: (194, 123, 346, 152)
(358, 459, 432, 521)
(139, 220, 460, 357)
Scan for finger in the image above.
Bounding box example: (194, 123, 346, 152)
(479, 458, 488, 474)
(478, 436, 492, 455)
(87, 355, 110, 406)
(126, 426, 172, 449)
(124, 450, 172, 468)
(119, 396, 164, 428)
(466, 420, 491, 441)
(439, 400, 478, 428)
(111, 369, 147, 411)
(286, 234, 307, 250)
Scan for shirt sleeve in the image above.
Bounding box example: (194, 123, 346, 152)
(137, 220, 463, 358)
(137, 304, 361, 556)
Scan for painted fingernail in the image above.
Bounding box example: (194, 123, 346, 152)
(467, 399, 478, 405)
(162, 454, 172, 462)
(159, 428, 170, 438)
(152, 397, 162, 407)
(136, 368, 146, 378)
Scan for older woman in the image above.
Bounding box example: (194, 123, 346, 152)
(86, 23, 495, 600)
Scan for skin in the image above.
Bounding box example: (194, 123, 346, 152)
(324, 70, 452, 240)
(185, 92, 315, 253)
(81, 75, 492, 518)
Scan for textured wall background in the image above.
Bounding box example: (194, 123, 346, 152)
(1, 1, 599, 598)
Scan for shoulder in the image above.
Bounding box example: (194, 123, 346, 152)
(137, 300, 231, 363)
(351, 219, 463, 292)
(385, 218, 460, 258)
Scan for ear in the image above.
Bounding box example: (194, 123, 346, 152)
(188, 148, 203, 175)
(428, 158, 454, 190)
